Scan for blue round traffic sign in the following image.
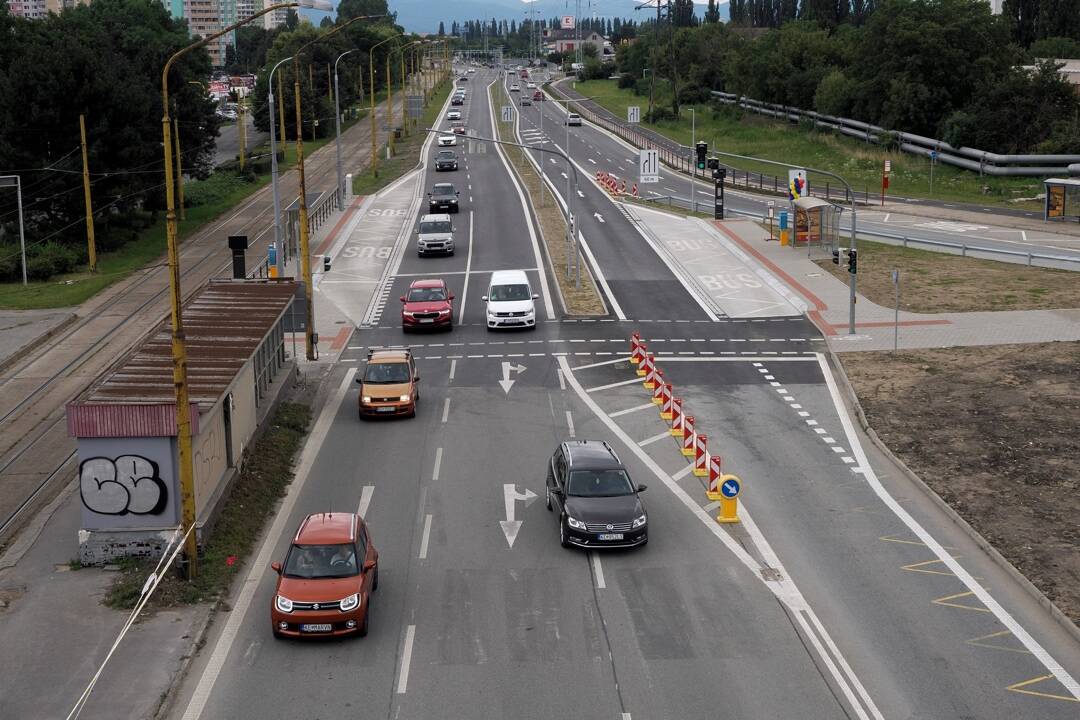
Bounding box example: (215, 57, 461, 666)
(720, 477, 741, 499)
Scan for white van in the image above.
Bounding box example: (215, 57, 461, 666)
(416, 213, 455, 256)
(483, 270, 538, 330)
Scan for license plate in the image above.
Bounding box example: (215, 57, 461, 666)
(597, 533, 624, 541)
(376, 407, 395, 413)
(300, 623, 332, 632)
(419, 319, 434, 324)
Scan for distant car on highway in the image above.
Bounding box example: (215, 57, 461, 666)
(566, 113, 582, 126)
(434, 149, 458, 171)
(483, 269, 537, 330)
(526, 82, 536, 89)
(450, 95, 464, 106)
(520, 96, 532, 106)
(356, 347, 419, 418)
(509, 83, 520, 92)
(428, 182, 460, 213)
(446, 109, 462, 121)
(270, 512, 379, 638)
(451, 123, 466, 135)
(533, 90, 544, 102)
(438, 134, 457, 147)
(546, 440, 648, 549)
(401, 278, 454, 330)
(416, 213, 455, 256)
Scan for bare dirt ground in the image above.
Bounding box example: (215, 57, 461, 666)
(841, 343, 1080, 624)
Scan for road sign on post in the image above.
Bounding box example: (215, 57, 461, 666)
(639, 149, 659, 183)
(716, 474, 742, 523)
(501, 105, 513, 123)
(407, 95, 423, 119)
(627, 106, 640, 123)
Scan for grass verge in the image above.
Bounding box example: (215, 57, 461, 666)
(812, 239, 1080, 313)
(570, 79, 1044, 210)
(0, 120, 353, 311)
(491, 83, 605, 315)
(351, 80, 453, 197)
(104, 401, 312, 610)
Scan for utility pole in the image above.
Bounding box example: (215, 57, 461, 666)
(238, 100, 247, 171)
(78, 114, 97, 273)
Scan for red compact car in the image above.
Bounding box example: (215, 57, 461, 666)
(401, 278, 454, 331)
(270, 513, 379, 639)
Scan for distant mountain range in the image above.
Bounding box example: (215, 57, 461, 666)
(387, 0, 728, 35)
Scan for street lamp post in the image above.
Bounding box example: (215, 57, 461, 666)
(0, 176, 27, 285)
(333, 49, 359, 210)
(268, 55, 294, 277)
(160, 0, 329, 579)
(369, 34, 402, 177)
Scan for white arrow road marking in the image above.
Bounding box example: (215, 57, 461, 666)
(577, 190, 585, 198)
(587, 158, 596, 164)
(593, 212, 605, 223)
(560, 172, 568, 179)
(498, 361, 527, 394)
(500, 483, 538, 547)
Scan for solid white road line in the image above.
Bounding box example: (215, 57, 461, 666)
(449, 358, 457, 381)
(590, 552, 606, 589)
(357, 485, 374, 518)
(577, 230, 626, 320)
(458, 212, 474, 326)
(432, 447, 443, 481)
(608, 402, 655, 418)
(441, 397, 450, 423)
(818, 353, 1080, 700)
(418, 514, 433, 560)
(638, 430, 672, 448)
(572, 355, 631, 371)
(565, 410, 576, 438)
(671, 463, 694, 481)
(396, 625, 417, 694)
(585, 377, 642, 393)
(181, 369, 357, 720)
(556, 368, 566, 390)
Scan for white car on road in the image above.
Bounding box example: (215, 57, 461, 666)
(509, 83, 520, 92)
(446, 110, 462, 121)
(438, 135, 457, 147)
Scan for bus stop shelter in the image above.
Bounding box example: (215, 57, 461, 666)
(1044, 178, 1080, 223)
(792, 196, 843, 250)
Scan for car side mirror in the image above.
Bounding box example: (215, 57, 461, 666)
(456, 191, 460, 195)
(363, 559, 376, 572)
(449, 294, 455, 300)
(637, 484, 647, 493)
(427, 192, 432, 197)
(481, 295, 488, 302)
(355, 376, 363, 385)
(271, 561, 282, 574)
(532, 293, 539, 300)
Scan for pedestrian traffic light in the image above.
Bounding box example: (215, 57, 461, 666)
(847, 248, 858, 274)
(832, 249, 840, 265)
(707, 157, 720, 170)
(695, 142, 707, 171)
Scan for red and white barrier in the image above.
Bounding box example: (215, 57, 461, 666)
(643, 354, 659, 390)
(660, 383, 673, 419)
(670, 397, 684, 436)
(651, 369, 666, 404)
(631, 183, 638, 197)
(630, 335, 646, 371)
(619, 179, 626, 195)
(693, 433, 708, 477)
(706, 454, 723, 500)
(682, 415, 696, 456)
(635, 345, 649, 377)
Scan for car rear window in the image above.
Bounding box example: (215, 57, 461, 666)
(488, 283, 530, 302)
(283, 543, 357, 578)
(568, 469, 635, 497)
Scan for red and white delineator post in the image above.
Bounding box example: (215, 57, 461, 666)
(681, 415, 696, 456)
(651, 370, 666, 404)
(660, 383, 674, 420)
(635, 345, 649, 377)
(706, 454, 723, 500)
(631, 183, 638, 197)
(670, 397, 684, 436)
(630, 333, 645, 373)
(693, 433, 708, 477)
(643, 354, 659, 390)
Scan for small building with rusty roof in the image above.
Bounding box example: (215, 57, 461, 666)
(67, 279, 297, 564)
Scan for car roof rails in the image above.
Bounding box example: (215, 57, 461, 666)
(366, 345, 413, 358)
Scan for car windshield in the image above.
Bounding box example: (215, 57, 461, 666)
(407, 286, 447, 302)
(567, 469, 636, 497)
(433, 184, 455, 195)
(488, 283, 530, 302)
(420, 220, 452, 234)
(363, 361, 410, 384)
(283, 543, 358, 579)
(438, 151, 455, 159)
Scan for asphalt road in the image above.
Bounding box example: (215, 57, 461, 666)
(168, 67, 1080, 720)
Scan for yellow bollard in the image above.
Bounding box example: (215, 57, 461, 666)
(715, 474, 741, 524)
(780, 229, 790, 247)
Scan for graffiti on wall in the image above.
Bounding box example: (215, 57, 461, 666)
(79, 455, 168, 516)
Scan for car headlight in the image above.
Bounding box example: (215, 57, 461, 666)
(362, 396, 371, 403)
(403, 310, 414, 317)
(399, 394, 410, 402)
(566, 516, 587, 531)
(438, 308, 451, 315)
(275, 595, 293, 613)
(632, 514, 647, 529)
(339, 593, 359, 612)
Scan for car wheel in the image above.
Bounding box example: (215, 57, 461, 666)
(559, 519, 571, 548)
(545, 488, 552, 511)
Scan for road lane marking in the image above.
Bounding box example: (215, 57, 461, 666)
(590, 552, 606, 589)
(609, 402, 655, 418)
(396, 625, 417, 693)
(441, 398, 450, 423)
(357, 485, 374, 518)
(432, 448, 443, 481)
(449, 358, 457, 381)
(586, 377, 641, 393)
(638, 430, 672, 447)
(565, 410, 575, 438)
(818, 353, 1080, 699)
(573, 356, 631, 371)
(671, 463, 694, 480)
(418, 514, 433, 559)
(180, 369, 357, 720)
(458, 211, 474, 326)
(577, 231, 625, 320)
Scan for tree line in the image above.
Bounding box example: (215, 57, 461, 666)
(614, 0, 1080, 154)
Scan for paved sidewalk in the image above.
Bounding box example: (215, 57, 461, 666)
(0, 309, 75, 370)
(698, 218, 1080, 352)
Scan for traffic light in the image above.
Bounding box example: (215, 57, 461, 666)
(832, 249, 840, 265)
(695, 142, 707, 171)
(707, 157, 720, 170)
(847, 248, 858, 274)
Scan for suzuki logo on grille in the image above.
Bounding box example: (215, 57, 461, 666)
(312, 603, 320, 610)
(606, 524, 614, 531)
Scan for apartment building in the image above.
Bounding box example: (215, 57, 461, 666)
(7, 0, 48, 18)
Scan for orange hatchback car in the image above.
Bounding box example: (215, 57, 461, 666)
(270, 512, 379, 639)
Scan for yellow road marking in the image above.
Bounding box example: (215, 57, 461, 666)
(1006, 674, 1080, 703)
(932, 590, 991, 613)
(879, 534, 956, 550)
(902, 558, 957, 576)
(965, 630, 1032, 655)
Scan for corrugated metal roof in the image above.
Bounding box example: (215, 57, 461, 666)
(68, 280, 296, 436)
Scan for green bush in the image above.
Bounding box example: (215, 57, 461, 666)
(26, 242, 83, 280)
(617, 72, 636, 90)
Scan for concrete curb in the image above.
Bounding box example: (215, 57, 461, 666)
(0, 312, 78, 375)
(823, 347, 1080, 646)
